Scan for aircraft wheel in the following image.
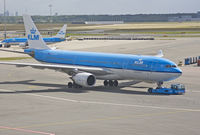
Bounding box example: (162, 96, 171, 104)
(68, 82, 73, 88)
(148, 88, 153, 93)
(72, 82, 83, 88)
(157, 82, 163, 89)
(73, 82, 79, 88)
(104, 80, 108, 87)
(78, 85, 83, 88)
(109, 80, 114, 87)
(113, 80, 118, 87)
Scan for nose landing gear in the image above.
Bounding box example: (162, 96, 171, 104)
(157, 82, 163, 89)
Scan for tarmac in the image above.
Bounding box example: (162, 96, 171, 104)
(0, 38, 200, 135)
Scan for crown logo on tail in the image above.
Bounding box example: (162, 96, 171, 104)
(58, 31, 65, 35)
(30, 28, 36, 34)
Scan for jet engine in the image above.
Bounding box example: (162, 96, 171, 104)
(72, 73, 96, 87)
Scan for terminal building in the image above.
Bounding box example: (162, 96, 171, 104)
(168, 11, 200, 22)
(85, 21, 124, 25)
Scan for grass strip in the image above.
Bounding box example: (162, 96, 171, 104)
(0, 57, 32, 61)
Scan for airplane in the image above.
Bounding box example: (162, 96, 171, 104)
(0, 15, 182, 89)
(1, 24, 67, 47)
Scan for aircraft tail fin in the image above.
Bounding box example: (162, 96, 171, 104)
(23, 15, 50, 50)
(55, 24, 67, 38)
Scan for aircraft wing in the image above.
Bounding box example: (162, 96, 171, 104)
(0, 61, 113, 76)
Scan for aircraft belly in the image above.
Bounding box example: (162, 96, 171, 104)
(148, 72, 181, 82)
(96, 68, 180, 82)
(96, 68, 149, 81)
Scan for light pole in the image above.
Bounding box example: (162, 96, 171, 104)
(49, 4, 53, 23)
(49, 4, 52, 16)
(4, 0, 7, 39)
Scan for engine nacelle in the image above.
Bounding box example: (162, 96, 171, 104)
(72, 73, 96, 87)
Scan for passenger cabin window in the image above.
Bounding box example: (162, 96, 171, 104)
(166, 65, 177, 68)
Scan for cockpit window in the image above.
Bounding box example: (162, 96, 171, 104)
(166, 65, 177, 68)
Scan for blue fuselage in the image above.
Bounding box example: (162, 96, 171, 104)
(2, 37, 65, 44)
(24, 49, 182, 75)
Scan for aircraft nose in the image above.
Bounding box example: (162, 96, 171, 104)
(174, 68, 182, 78)
(176, 68, 182, 74)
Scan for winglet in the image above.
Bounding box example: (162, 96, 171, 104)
(23, 14, 50, 50)
(55, 24, 67, 38)
(155, 50, 164, 57)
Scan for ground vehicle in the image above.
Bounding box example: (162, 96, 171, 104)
(4, 43, 11, 48)
(148, 84, 185, 94)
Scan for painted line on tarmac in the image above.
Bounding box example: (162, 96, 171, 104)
(27, 93, 200, 112)
(0, 89, 14, 92)
(0, 126, 55, 135)
(1, 88, 200, 112)
(18, 110, 188, 129)
(190, 91, 200, 93)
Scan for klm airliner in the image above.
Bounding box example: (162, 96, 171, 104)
(1, 24, 67, 46)
(0, 15, 182, 88)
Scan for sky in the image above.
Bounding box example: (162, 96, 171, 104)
(0, 0, 200, 16)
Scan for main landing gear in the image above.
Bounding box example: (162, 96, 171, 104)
(104, 80, 118, 87)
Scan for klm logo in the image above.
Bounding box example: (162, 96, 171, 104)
(58, 31, 65, 35)
(134, 59, 144, 64)
(28, 28, 39, 40)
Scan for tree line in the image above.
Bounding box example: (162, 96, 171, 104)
(0, 13, 197, 24)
